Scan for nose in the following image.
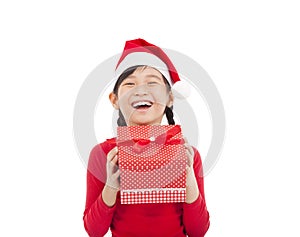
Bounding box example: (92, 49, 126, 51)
(134, 84, 148, 96)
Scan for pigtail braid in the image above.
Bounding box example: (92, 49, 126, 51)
(165, 106, 175, 125)
(117, 110, 127, 126)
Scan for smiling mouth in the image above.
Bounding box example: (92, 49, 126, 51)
(131, 101, 153, 110)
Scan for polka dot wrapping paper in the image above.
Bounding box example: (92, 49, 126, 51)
(117, 125, 187, 204)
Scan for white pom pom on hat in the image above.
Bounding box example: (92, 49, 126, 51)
(115, 38, 191, 99)
(171, 80, 191, 99)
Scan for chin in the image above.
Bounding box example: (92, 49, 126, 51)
(131, 121, 152, 126)
(129, 119, 160, 126)
(128, 113, 163, 126)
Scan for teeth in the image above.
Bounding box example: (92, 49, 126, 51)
(132, 101, 152, 108)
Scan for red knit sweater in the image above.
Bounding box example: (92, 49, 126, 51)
(83, 139, 210, 237)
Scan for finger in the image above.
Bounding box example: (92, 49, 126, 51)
(112, 169, 120, 178)
(186, 152, 192, 167)
(111, 155, 119, 173)
(186, 164, 192, 173)
(184, 147, 194, 168)
(107, 161, 114, 174)
(111, 154, 119, 165)
(183, 137, 193, 155)
(184, 143, 194, 157)
(107, 155, 118, 174)
(107, 181, 119, 190)
(110, 170, 121, 190)
(107, 147, 118, 162)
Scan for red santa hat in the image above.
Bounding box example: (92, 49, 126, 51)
(115, 38, 190, 99)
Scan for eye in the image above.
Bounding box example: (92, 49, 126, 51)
(147, 81, 159, 85)
(122, 82, 135, 87)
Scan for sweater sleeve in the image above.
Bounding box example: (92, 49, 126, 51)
(182, 148, 210, 237)
(83, 143, 117, 237)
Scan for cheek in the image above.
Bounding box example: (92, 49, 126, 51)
(117, 88, 131, 104)
(118, 97, 131, 111)
(152, 89, 170, 105)
(117, 87, 129, 99)
(117, 92, 133, 116)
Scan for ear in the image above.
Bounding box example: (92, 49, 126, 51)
(109, 92, 119, 109)
(167, 91, 174, 107)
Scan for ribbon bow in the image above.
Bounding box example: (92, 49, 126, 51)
(107, 125, 184, 153)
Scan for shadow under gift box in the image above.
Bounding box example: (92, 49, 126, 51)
(117, 125, 187, 204)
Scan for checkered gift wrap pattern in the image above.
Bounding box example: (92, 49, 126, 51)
(117, 125, 187, 204)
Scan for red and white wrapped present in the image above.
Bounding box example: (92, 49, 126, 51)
(117, 125, 187, 204)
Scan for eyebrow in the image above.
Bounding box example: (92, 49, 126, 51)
(145, 74, 163, 80)
(127, 74, 163, 80)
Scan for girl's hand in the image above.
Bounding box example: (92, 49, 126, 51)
(106, 146, 120, 190)
(102, 147, 120, 207)
(183, 138, 200, 203)
(184, 138, 196, 186)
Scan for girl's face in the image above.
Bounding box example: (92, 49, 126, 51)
(110, 66, 173, 126)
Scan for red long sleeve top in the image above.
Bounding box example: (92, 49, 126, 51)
(83, 139, 210, 237)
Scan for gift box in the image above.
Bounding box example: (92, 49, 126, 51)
(117, 125, 187, 204)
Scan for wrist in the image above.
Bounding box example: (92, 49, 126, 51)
(185, 170, 200, 203)
(102, 185, 119, 207)
(185, 184, 200, 204)
(186, 169, 197, 187)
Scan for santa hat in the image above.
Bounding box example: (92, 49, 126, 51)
(115, 38, 190, 99)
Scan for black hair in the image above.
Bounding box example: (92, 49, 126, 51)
(113, 65, 175, 126)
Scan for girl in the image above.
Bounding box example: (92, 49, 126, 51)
(83, 39, 210, 237)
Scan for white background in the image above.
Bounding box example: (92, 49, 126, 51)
(1, 0, 299, 236)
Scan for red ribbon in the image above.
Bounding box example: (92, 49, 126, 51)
(106, 125, 184, 153)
